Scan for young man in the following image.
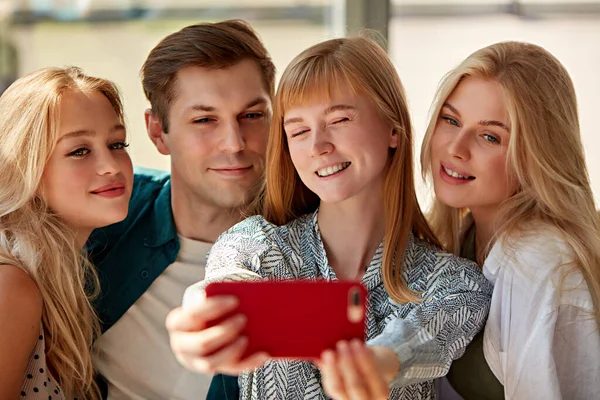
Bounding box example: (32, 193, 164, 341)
(87, 20, 275, 399)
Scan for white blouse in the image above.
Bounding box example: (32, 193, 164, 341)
(482, 226, 600, 399)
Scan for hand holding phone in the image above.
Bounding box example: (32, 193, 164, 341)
(319, 341, 398, 400)
(167, 292, 269, 376)
(204, 280, 367, 360)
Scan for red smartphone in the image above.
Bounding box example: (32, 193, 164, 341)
(204, 280, 367, 360)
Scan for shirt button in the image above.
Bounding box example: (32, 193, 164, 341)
(140, 270, 149, 279)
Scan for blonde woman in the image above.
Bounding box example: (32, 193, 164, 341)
(166, 36, 493, 399)
(319, 42, 600, 400)
(422, 41, 600, 400)
(0, 67, 133, 399)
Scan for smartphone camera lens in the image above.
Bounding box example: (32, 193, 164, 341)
(347, 287, 364, 323)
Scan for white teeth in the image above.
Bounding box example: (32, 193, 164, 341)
(444, 166, 471, 179)
(317, 162, 350, 177)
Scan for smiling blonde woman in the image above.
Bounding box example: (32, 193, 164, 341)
(420, 41, 600, 399)
(0, 67, 133, 399)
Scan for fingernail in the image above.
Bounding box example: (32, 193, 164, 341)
(235, 315, 247, 325)
(337, 341, 348, 352)
(224, 297, 239, 308)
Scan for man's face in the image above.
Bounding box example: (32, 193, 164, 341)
(155, 59, 271, 210)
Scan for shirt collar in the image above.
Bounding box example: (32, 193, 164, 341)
(144, 179, 178, 247)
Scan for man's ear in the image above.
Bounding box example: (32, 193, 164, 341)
(145, 109, 170, 156)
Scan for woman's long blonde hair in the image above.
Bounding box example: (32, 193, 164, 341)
(420, 41, 600, 324)
(0, 66, 124, 398)
(259, 36, 440, 303)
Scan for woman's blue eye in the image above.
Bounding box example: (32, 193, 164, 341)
(442, 116, 460, 127)
(482, 134, 499, 144)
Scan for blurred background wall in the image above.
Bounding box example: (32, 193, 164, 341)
(0, 0, 598, 207)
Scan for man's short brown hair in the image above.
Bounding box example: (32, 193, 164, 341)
(141, 19, 276, 132)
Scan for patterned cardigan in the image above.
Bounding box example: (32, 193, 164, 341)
(183, 212, 493, 399)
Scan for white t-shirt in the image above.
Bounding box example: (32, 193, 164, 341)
(482, 226, 600, 400)
(94, 236, 213, 400)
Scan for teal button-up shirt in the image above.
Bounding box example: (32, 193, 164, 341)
(87, 167, 238, 400)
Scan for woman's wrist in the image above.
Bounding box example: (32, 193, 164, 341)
(370, 345, 401, 384)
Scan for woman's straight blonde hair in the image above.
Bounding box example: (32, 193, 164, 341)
(0, 66, 124, 398)
(420, 41, 600, 325)
(259, 36, 440, 304)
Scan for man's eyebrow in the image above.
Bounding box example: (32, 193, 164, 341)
(189, 104, 215, 112)
(244, 97, 269, 109)
(188, 97, 269, 114)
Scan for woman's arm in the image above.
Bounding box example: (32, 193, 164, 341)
(368, 256, 492, 386)
(490, 276, 599, 399)
(550, 304, 600, 399)
(0, 264, 43, 399)
(483, 233, 598, 399)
